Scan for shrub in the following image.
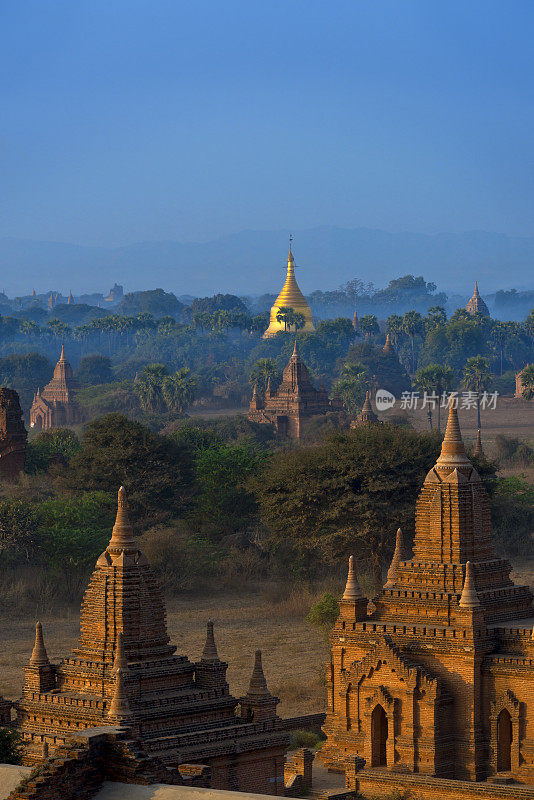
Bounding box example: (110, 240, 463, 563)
(0, 728, 22, 764)
(306, 593, 340, 633)
(494, 435, 534, 467)
(289, 730, 322, 749)
(26, 428, 81, 473)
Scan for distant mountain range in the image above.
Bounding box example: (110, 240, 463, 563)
(1, 226, 533, 297)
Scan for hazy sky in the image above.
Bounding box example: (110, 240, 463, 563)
(2, 0, 534, 246)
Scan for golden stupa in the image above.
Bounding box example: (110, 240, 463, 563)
(263, 238, 315, 338)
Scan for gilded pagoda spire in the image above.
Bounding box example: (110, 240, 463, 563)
(263, 238, 315, 338)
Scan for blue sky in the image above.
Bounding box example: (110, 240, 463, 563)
(2, 0, 534, 247)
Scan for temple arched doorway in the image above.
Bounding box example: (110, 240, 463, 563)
(497, 709, 512, 771)
(371, 704, 388, 767)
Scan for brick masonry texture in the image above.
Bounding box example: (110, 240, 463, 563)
(319, 401, 534, 798)
(14, 487, 289, 796)
(30, 347, 82, 431)
(248, 340, 342, 439)
(0, 388, 27, 480)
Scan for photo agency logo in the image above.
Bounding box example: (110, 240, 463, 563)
(375, 389, 396, 411)
(374, 389, 500, 413)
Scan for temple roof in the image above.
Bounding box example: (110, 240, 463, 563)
(465, 281, 490, 316)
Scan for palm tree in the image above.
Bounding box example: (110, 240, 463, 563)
(462, 356, 492, 430)
(385, 314, 403, 346)
(402, 311, 424, 373)
(490, 321, 518, 376)
(162, 368, 198, 413)
(334, 362, 370, 415)
(249, 359, 281, 393)
(359, 314, 379, 341)
(276, 306, 305, 333)
(415, 363, 454, 430)
(519, 364, 534, 400)
(134, 363, 169, 412)
(425, 306, 447, 332)
(523, 310, 534, 348)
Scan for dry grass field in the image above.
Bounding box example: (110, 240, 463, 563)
(2, 566, 533, 718)
(0, 585, 330, 718)
(1, 396, 532, 718)
(387, 395, 534, 447)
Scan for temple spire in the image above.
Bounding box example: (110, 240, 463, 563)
(30, 622, 50, 666)
(113, 632, 128, 673)
(436, 397, 470, 468)
(342, 555, 363, 600)
(59, 345, 66, 362)
(292, 338, 299, 358)
(202, 620, 220, 662)
(459, 561, 481, 609)
(108, 486, 136, 551)
(288, 234, 294, 265)
(384, 529, 403, 588)
(247, 650, 269, 697)
(108, 667, 131, 719)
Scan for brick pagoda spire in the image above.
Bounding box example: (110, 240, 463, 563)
(321, 399, 534, 792)
(16, 487, 288, 793)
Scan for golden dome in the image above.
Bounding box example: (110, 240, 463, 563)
(263, 240, 315, 338)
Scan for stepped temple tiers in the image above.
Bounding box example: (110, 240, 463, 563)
(320, 400, 534, 799)
(263, 239, 315, 338)
(0, 388, 27, 479)
(371, 334, 411, 399)
(15, 487, 289, 795)
(249, 340, 342, 438)
(350, 391, 379, 428)
(30, 346, 81, 430)
(466, 281, 490, 316)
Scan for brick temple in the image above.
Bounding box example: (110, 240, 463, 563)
(465, 281, 490, 316)
(320, 400, 534, 798)
(0, 388, 27, 479)
(15, 487, 289, 795)
(248, 340, 342, 438)
(30, 346, 82, 430)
